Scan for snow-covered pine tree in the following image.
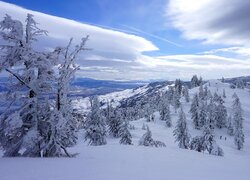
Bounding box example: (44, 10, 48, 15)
(215, 96, 227, 129)
(159, 98, 172, 127)
(191, 75, 199, 88)
(85, 96, 107, 146)
(198, 85, 204, 100)
(107, 107, 123, 138)
(190, 93, 200, 129)
(198, 100, 207, 128)
(227, 115, 234, 136)
(202, 123, 224, 156)
(174, 79, 182, 95)
(235, 78, 244, 89)
(119, 121, 133, 145)
(204, 85, 208, 99)
(139, 126, 166, 147)
(198, 76, 203, 86)
(0, 14, 60, 157)
(172, 89, 181, 113)
(190, 136, 205, 152)
(213, 92, 220, 103)
(144, 103, 153, 122)
(167, 86, 174, 103)
(173, 107, 190, 149)
(223, 89, 226, 98)
(183, 86, 190, 102)
(206, 98, 216, 129)
(42, 37, 89, 157)
(232, 93, 244, 150)
(139, 126, 155, 146)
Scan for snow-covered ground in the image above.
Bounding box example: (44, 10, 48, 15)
(0, 80, 250, 180)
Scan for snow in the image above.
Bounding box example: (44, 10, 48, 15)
(1, 80, 250, 180)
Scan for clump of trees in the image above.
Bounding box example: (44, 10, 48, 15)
(0, 14, 88, 157)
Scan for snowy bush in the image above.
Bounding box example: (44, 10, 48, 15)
(139, 126, 165, 148)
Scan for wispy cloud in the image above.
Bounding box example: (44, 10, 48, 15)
(122, 24, 183, 47)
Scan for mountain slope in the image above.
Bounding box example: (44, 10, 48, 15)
(0, 80, 250, 180)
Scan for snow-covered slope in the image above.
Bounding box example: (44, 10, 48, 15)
(73, 80, 173, 112)
(0, 80, 250, 180)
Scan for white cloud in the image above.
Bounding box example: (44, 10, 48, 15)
(0, 1, 250, 81)
(167, 0, 250, 46)
(0, 1, 158, 62)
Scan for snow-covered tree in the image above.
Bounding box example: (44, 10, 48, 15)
(190, 93, 200, 129)
(0, 14, 60, 157)
(215, 96, 227, 128)
(139, 126, 166, 147)
(107, 108, 123, 138)
(183, 86, 190, 102)
(174, 79, 182, 95)
(213, 92, 220, 103)
(159, 99, 172, 127)
(144, 103, 154, 122)
(198, 85, 204, 100)
(0, 13, 89, 157)
(232, 93, 244, 150)
(223, 89, 226, 98)
(206, 98, 216, 129)
(139, 126, 155, 147)
(204, 85, 208, 99)
(202, 124, 224, 156)
(44, 36, 89, 156)
(84, 96, 107, 146)
(191, 75, 199, 88)
(227, 115, 234, 136)
(190, 136, 204, 152)
(235, 78, 244, 89)
(198, 100, 207, 128)
(172, 90, 181, 113)
(173, 107, 190, 149)
(119, 121, 133, 145)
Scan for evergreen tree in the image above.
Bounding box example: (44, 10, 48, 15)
(159, 99, 172, 127)
(206, 98, 216, 129)
(173, 107, 190, 149)
(235, 78, 244, 89)
(198, 100, 207, 128)
(139, 126, 166, 147)
(191, 75, 199, 88)
(204, 85, 208, 99)
(84, 96, 107, 146)
(232, 93, 244, 150)
(0, 14, 65, 157)
(227, 115, 234, 136)
(198, 85, 204, 100)
(173, 90, 181, 113)
(183, 86, 190, 102)
(139, 126, 155, 147)
(223, 89, 226, 98)
(119, 121, 133, 145)
(190, 93, 200, 129)
(144, 103, 153, 122)
(215, 96, 227, 128)
(174, 79, 182, 95)
(107, 108, 123, 138)
(202, 124, 224, 156)
(190, 136, 205, 152)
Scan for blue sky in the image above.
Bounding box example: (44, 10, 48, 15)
(0, 0, 250, 80)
